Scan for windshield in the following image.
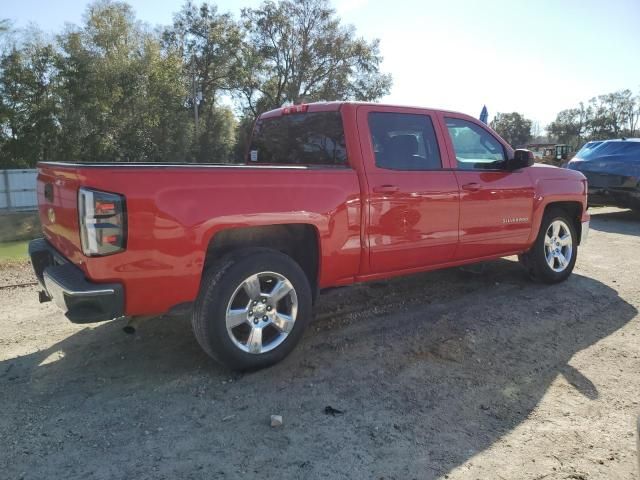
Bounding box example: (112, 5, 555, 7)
(248, 111, 347, 166)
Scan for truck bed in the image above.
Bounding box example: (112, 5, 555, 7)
(36, 162, 363, 315)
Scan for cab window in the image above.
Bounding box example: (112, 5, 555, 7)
(368, 112, 442, 170)
(446, 118, 506, 170)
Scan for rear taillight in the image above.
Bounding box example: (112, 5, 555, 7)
(78, 187, 127, 256)
(282, 104, 309, 115)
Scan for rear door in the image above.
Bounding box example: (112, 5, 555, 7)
(357, 105, 460, 274)
(439, 114, 534, 259)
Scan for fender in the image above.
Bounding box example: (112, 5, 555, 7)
(528, 175, 588, 245)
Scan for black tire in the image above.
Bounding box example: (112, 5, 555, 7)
(192, 249, 312, 371)
(519, 207, 578, 284)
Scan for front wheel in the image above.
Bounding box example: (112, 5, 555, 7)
(192, 250, 312, 371)
(520, 208, 578, 284)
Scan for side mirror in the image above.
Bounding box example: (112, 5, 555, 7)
(508, 149, 535, 170)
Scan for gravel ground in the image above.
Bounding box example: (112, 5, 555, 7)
(1, 207, 639, 480)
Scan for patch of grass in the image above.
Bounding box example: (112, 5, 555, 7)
(0, 212, 41, 243)
(0, 240, 30, 263)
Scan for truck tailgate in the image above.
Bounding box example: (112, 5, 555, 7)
(36, 164, 85, 268)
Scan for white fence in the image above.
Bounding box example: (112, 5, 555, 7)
(0, 169, 38, 212)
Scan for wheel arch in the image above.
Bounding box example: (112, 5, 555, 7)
(529, 198, 585, 245)
(203, 224, 321, 300)
(542, 201, 584, 244)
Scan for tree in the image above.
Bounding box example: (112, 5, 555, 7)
(0, 34, 61, 167)
(0, 0, 394, 168)
(0, 19, 11, 36)
(547, 89, 640, 147)
(0, 19, 11, 35)
(163, 2, 243, 162)
(547, 103, 590, 146)
(238, 0, 391, 116)
(587, 90, 636, 138)
(627, 92, 640, 136)
(56, 0, 190, 162)
(490, 112, 532, 147)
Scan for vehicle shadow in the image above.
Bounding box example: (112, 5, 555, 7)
(0, 259, 636, 479)
(589, 207, 640, 236)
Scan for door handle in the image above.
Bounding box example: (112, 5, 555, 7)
(461, 182, 481, 192)
(373, 185, 400, 194)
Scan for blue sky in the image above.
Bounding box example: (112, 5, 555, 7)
(4, 0, 640, 127)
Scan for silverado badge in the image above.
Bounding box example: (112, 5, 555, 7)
(503, 217, 529, 224)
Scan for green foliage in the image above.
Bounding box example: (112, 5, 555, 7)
(490, 112, 532, 147)
(55, 1, 192, 162)
(548, 90, 640, 147)
(238, 0, 392, 116)
(233, 115, 255, 162)
(0, 0, 391, 167)
(163, 2, 243, 162)
(0, 19, 12, 36)
(0, 37, 61, 168)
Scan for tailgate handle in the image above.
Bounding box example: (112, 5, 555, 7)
(44, 183, 54, 202)
(461, 182, 481, 192)
(373, 185, 400, 194)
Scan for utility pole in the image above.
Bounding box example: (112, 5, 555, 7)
(192, 55, 199, 140)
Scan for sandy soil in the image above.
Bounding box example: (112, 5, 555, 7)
(1, 207, 639, 480)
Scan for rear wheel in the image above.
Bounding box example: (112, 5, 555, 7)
(520, 208, 577, 284)
(192, 250, 312, 371)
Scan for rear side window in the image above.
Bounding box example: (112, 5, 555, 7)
(446, 118, 506, 170)
(585, 141, 640, 158)
(368, 112, 442, 170)
(575, 141, 603, 159)
(248, 111, 347, 166)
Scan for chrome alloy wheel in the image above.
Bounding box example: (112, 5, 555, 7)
(225, 272, 298, 354)
(544, 220, 573, 273)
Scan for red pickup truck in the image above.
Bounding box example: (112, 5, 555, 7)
(29, 102, 589, 370)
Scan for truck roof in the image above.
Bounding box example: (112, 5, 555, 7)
(259, 101, 468, 119)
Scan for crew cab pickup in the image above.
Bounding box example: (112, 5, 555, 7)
(29, 102, 590, 370)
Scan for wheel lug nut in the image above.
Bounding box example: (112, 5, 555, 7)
(261, 298, 267, 303)
(249, 310, 253, 316)
(263, 315, 268, 321)
(267, 305, 272, 311)
(253, 318, 259, 325)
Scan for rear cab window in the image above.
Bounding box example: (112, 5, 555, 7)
(248, 111, 347, 166)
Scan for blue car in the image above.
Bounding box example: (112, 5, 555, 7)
(567, 139, 640, 211)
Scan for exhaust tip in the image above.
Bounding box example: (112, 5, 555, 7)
(122, 315, 155, 334)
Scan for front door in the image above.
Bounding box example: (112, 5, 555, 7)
(357, 106, 460, 274)
(440, 115, 534, 260)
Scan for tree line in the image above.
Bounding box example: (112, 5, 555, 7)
(0, 0, 391, 167)
(491, 89, 640, 149)
(2, 0, 637, 169)
(547, 89, 640, 146)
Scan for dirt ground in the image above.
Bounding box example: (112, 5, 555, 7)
(1, 207, 639, 480)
